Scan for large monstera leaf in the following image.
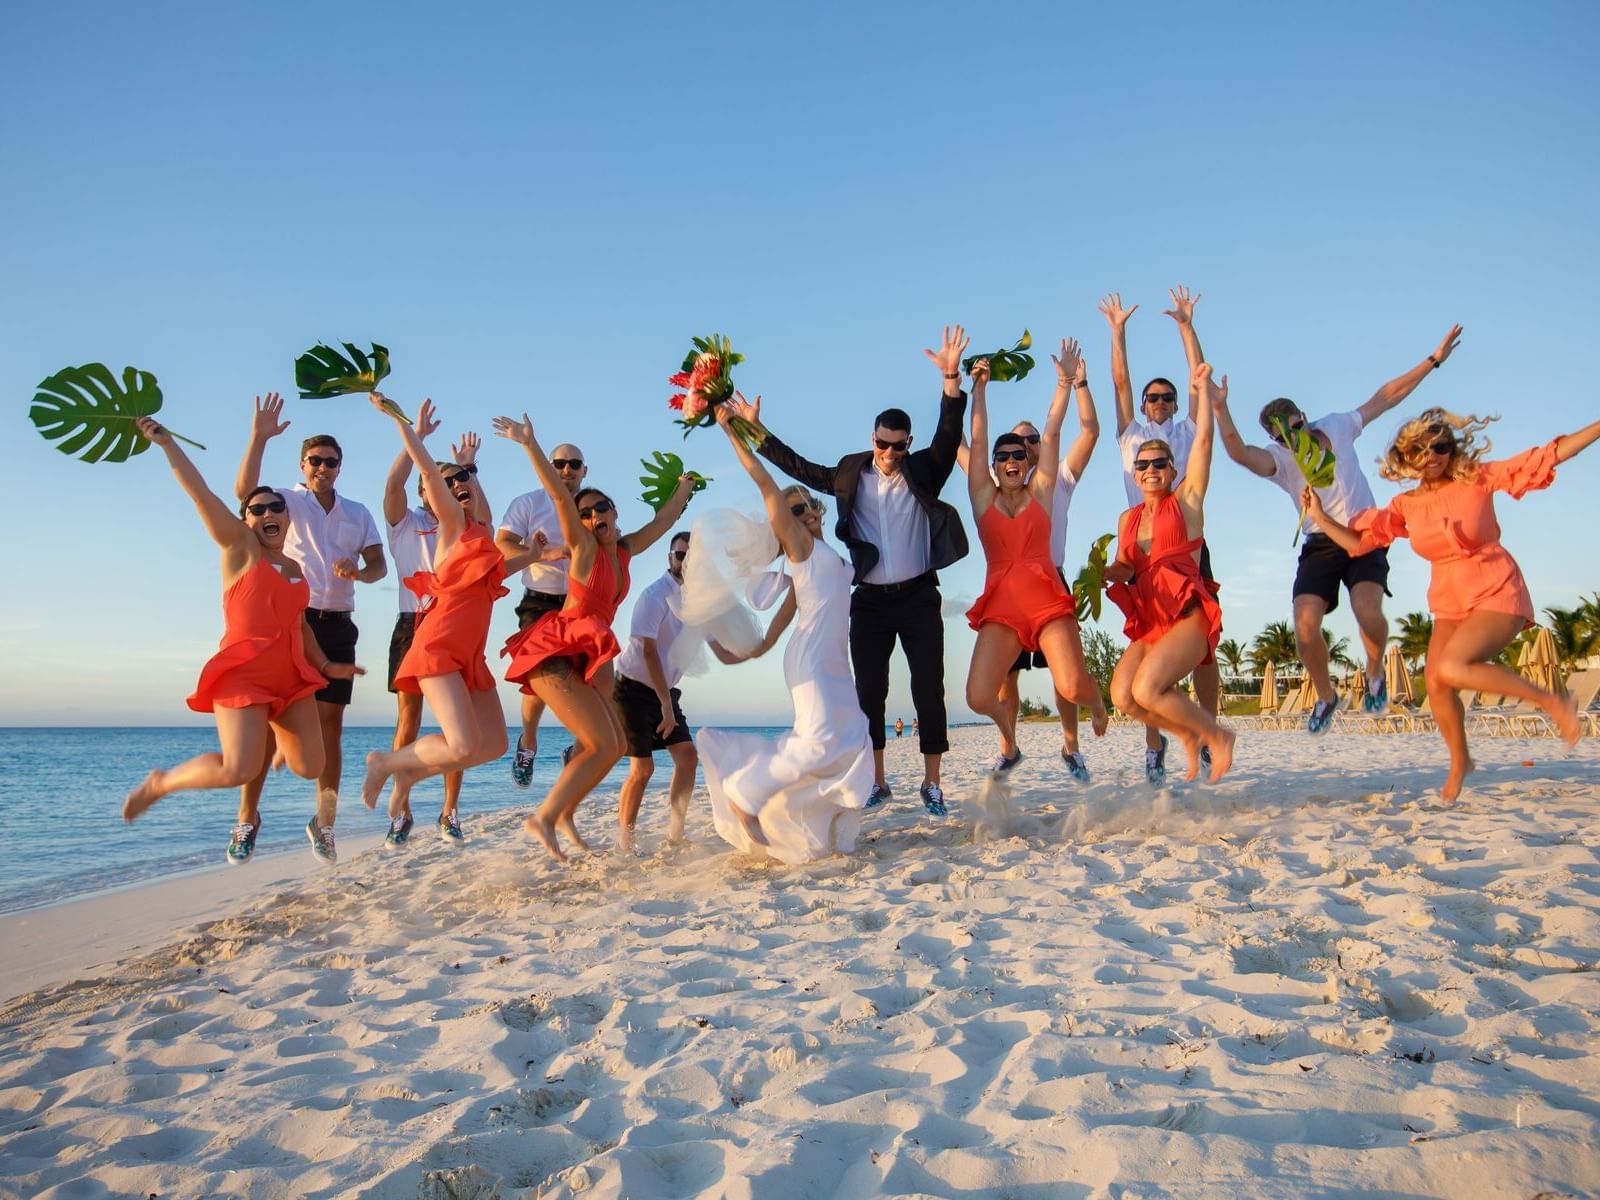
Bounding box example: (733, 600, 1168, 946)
(30, 363, 204, 462)
(1274, 415, 1337, 543)
(962, 330, 1035, 383)
(639, 450, 709, 511)
(296, 341, 392, 399)
(1071, 532, 1116, 623)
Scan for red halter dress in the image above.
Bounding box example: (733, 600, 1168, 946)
(502, 545, 632, 691)
(965, 498, 1076, 649)
(187, 557, 326, 719)
(1107, 493, 1222, 661)
(394, 522, 511, 693)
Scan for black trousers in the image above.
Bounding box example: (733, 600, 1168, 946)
(849, 574, 948, 754)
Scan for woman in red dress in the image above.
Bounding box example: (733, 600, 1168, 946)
(122, 417, 362, 849)
(964, 341, 1109, 776)
(1304, 407, 1597, 800)
(1105, 364, 1235, 782)
(361, 394, 511, 823)
(493, 412, 696, 860)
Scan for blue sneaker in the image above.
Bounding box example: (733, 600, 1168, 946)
(1200, 745, 1213, 774)
(1362, 679, 1388, 715)
(1308, 696, 1339, 734)
(1145, 735, 1168, 787)
(226, 821, 258, 867)
(1062, 751, 1090, 783)
(989, 747, 1024, 778)
(920, 782, 947, 817)
(512, 737, 534, 788)
(865, 783, 892, 809)
(438, 812, 465, 844)
(385, 814, 414, 848)
(306, 815, 337, 864)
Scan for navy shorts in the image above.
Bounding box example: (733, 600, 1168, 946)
(306, 609, 358, 706)
(613, 674, 694, 758)
(1293, 534, 1390, 613)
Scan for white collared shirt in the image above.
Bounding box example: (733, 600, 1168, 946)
(281, 485, 382, 611)
(616, 572, 684, 688)
(498, 489, 569, 596)
(852, 463, 931, 585)
(386, 506, 439, 615)
(1118, 415, 1198, 507)
(1264, 409, 1376, 525)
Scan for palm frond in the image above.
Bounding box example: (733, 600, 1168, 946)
(638, 450, 708, 512)
(30, 362, 205, 463)
(962, 329, 1035, 383)
(296, 341, 392, 400)
(1071, 532, 1115, 622)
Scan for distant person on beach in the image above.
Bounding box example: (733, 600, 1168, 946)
(894, 718, 904, 737)
(960, 343, 1108, 780)
(360, 396, 511, 824)
(1105, 363, 1235, 783)
(1303, 406, 1597, 800)
(379, 408, 493, 846)
(683, 399, 873, 863)
(495, 440, 589, 786)
(612, 530, 700, 854)
(956, 335, 1105, 782)
(122, 417, 362, 860)
(235, 393, 386, 863)
(494, 412, 695, 861)
(1212, 324, 1464, 732)
(1102, 288, 1221, 784)
(746, 326, 970, 818)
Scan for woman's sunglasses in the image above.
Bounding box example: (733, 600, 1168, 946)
(993, 449, 1029, 463)
(577, 499, 615, 519)
(246, 501, 288, 516)
(1133, 456, 1172, 472)
(1426, 439, 1454, 456)
(789, 501, 819, 517)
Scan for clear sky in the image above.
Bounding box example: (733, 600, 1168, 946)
(2, 1, 1597, 726)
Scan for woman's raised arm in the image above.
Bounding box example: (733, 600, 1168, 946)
(721, 392, 813, 563)
(493, 412, 591, 555)
(139, 416, 252, 555)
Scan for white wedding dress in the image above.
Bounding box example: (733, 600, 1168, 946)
(698, 540, 873, 864)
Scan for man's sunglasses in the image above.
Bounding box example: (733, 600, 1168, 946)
(305, 454, 341, 469)
(1143, 392, 1178, 405)
(246, 501, 288, 516)
(873, 436, 911, 452)
(1016, 433, 1041, 445)
(993, 449, 1029, 463)
(577, 499, 615, 519)
(1133, 456, 1172, 472)
(671, 549, 687, 561)
(552, 458, 584, 470)
(1271, 419, 1307, 446)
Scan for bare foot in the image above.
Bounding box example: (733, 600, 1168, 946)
(524, 813, 567, 861)
(557, 817, 591, 852)
(122, 769, 166, 822)
(1548, 693, 1581, 748)
(667, 795, 690, 843)
(1179, 732, 1204, 781)
(735, 805, 769, 847)
(1205, 727, 1236, 783)
(1441, 754, 1476, 803)
(361, 752, 391, 810)
(1091, 703, 1109, 738)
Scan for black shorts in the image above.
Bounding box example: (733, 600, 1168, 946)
(515, 588, 565, 629)
(387, 612, 418, 693)
(1009, 567, 1069, 673)
(614, 674, 694, 758)
(306, 609, 359, 705)
(1199, 539, 1215, 582)
(1292, 533, 1391, 613)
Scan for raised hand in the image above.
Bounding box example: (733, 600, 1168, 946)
(922, 325, 970, 376)
(492, 414, 535, 446)
(1431, 324, 1464, 367)
(1052, 338, 1084, 385)
(251, 392, 290, 440)
(1193, 362, 1228, 407)
(453, 431, 481, 465)
(1098, 293, 1138, 328)
(136, 415, 174, 448)
(1163, 285, 1200, 325)
(969, 357, 991, 389)
(414, 397, 438, 436)
(726, 390, 761, 425)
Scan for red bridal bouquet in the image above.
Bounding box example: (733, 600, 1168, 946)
(667, 333, 766, 448)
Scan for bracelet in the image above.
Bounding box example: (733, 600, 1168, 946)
(1427, 354, 1440, 370)
(943, 372, 960, 380)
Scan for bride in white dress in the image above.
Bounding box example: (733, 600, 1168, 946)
(678, 401, 874, 864)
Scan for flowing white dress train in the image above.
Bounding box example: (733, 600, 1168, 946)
(700, 541, 873, 864)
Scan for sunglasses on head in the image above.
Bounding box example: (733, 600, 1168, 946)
(1133, 456, 1172, 472)
(246, 500, 287, 516)
(552, 458, 584, 470)
(873, 435, 910, 452)
(577, 499, 614, 520)
(993, 448, 1028, 463)
(1143, 392, 1178, 405)
(305, 454, 341, 469)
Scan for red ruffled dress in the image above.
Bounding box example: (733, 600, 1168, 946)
(394, 522, 510, 694)
(966, 499, 1076, 649)
(1347, 442, 1557, 626)
(187, 557, 326, 719)
(502, 545, 631, 692)
(1107, 493, 1222, 660)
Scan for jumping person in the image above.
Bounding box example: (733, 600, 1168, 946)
(122, 417, 362, 858)
(740, 326, 970, 816)
(1211, 324, 1463, 731)
(235, 392, 385, 862)
(1303, 406, 1596, 800)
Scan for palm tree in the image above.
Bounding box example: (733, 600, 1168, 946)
(1393, 611, 1433, 669)
(1322, 630, 1356, 672)
(1250, 621, 1297, 673)
(1216, 638, 1246, 681)
(1545, 602, 1600, 664)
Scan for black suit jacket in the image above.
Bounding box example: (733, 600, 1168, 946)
(757, 388, 970, 585)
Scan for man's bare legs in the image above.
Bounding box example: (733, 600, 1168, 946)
(1293, 594, 1337, 706)
(1349, 581, 1389, 684)
(618, 739, 700, 852)
(315, 698, 346, 827)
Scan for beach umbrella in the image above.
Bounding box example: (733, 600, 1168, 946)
(1343, 666, 1367, 708)
(1258, 661, 1279, 713)
(1518, 626, 1565, 696)
(1284, 675, 1316, 714)
(1384, 643, 1415, 705)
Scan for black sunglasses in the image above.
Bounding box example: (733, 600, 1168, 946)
(873, 436, 910, 452)
(305, 454, 341, 468)
(1133, 456, 1172, 472)
(1017, 433, 1041, 444)
(442, 470, 473, 488)
(1271, 418, 1307, 446)
(246, 500, 287, 516)
(993, 449, 1028, 463)
(552, 458, 584, 470)
(1143, 392, 1178, 405)
(671, 549, 687, 561)
(789, 501, 819, 517)
(1427, 439, 1455, 456)
(577, 499, 615, 519)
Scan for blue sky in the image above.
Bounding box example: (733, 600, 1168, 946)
(2, 2, 1597, 726)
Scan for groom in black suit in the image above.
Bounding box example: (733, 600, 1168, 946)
(735, 327, 971, 816)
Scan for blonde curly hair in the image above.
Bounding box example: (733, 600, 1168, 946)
(1379, 407, 1496, 483)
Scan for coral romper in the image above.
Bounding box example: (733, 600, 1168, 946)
(1348, 442, 1557, 626)
(187, 557, 326, 719)
(502, 545, 632, 691)
(394, 522, 510, 694)
(1107, 493, 1223, 658)
(965, 499, 1076, 650)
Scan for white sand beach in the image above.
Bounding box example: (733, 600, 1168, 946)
(1, 724, 1597, 1199)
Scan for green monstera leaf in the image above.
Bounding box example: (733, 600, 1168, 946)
(638, 450, 709, 511)
(1274, 415, 1336, 543)
(296, 341, 393, 399)
(962, 329, 1035, 383)
(30, 363, 205, 462)
(1071, 532, 1116, 623)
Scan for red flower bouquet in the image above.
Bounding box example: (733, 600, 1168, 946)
(667, 333, 765, 447)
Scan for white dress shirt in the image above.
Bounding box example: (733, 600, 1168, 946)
(852, 464, 931, 585)
(616, 573, 684, 688)
(498, 489, 569, 595)
(281, 485, 382, 611)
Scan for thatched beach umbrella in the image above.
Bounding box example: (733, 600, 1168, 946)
(1383, 643, 1415, 705)
(1258, 660, 1279, 712)
(1284, 675, 1316, 714)
(1518, 626, 1565, 696)
(1344, 666, 1367, 709)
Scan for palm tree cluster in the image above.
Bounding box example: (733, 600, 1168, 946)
(1544, 593, 1600, 663)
